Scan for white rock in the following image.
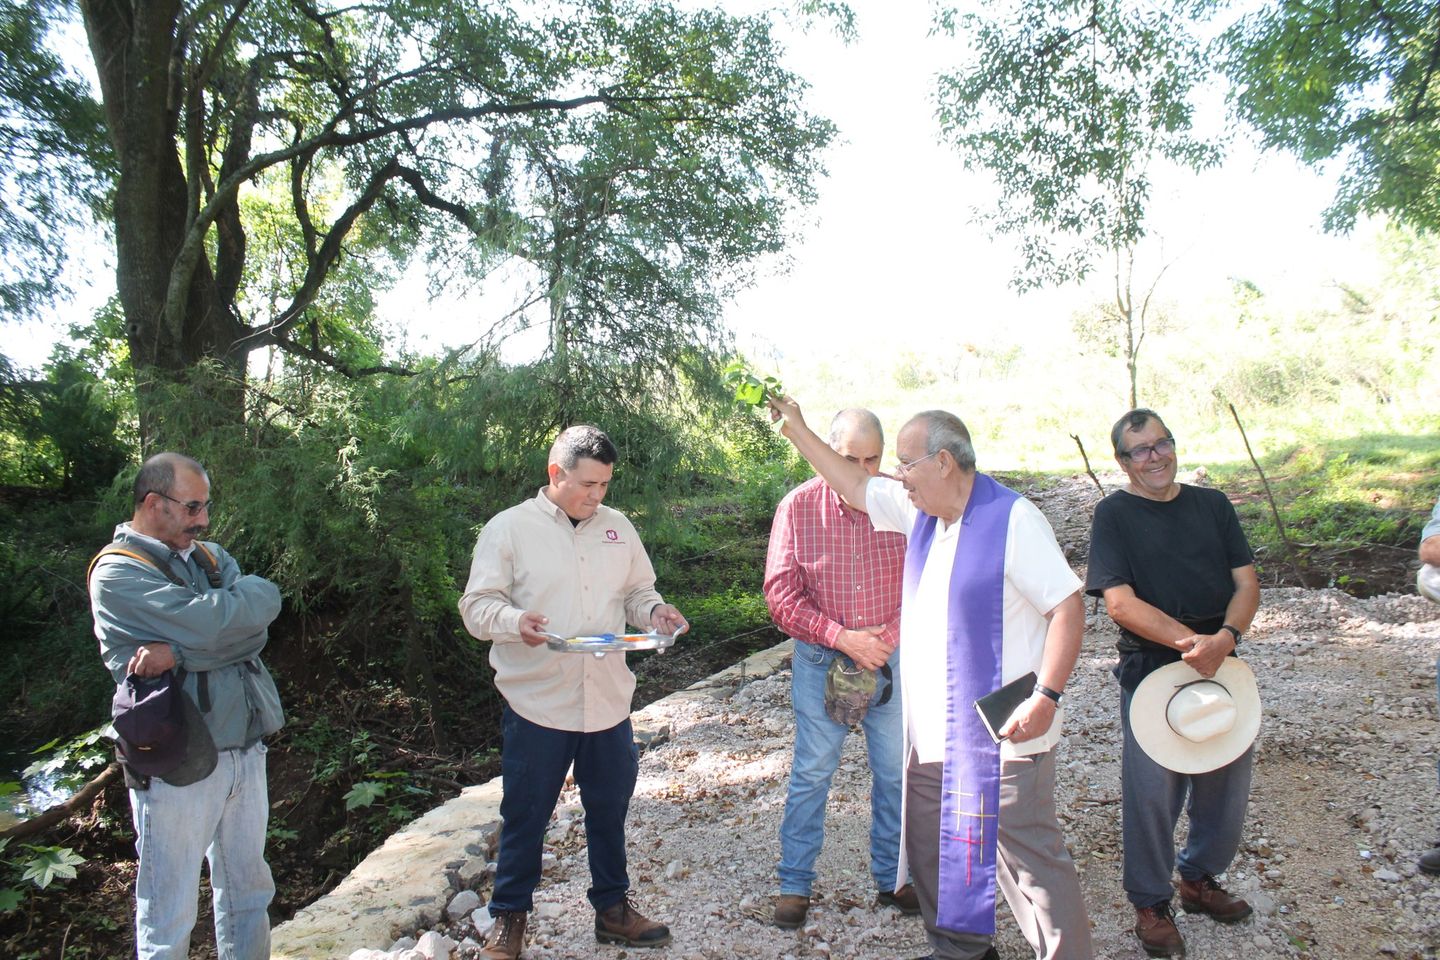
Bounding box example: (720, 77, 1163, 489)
(535, 902, 565, 919)
(389, 937, 418, 952)
(446, 889, 482, 919)
(1375, 869, 1402, 882)
(416, 930, 455, 959)
(471, 905, 494, 936)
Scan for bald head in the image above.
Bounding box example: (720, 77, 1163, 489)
(133, 452, 207, 507)
(828, 408, 884, 477)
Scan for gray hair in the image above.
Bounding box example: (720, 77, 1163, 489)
(133, 452, 206, 506)
(1109, 408, 1167, 456)
(549, 425, 617, 470)
(907, 410, 976, 472)
(828, 408, 883, 447)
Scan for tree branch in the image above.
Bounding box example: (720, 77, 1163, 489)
(0, 763, 121, 842)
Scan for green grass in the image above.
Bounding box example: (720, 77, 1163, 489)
(1207, 432, 1440, 551)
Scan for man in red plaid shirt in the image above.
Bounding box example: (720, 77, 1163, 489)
(765, 408, 917, 928)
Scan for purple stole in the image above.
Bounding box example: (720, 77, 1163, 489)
(904, 472, 1019, 934)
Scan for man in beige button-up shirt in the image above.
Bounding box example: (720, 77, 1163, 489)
(460, 425, 687, 960)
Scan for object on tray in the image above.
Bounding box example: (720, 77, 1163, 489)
(540, 629, 682, 657)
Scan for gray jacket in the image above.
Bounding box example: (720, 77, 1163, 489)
(90, 524, 284, 750)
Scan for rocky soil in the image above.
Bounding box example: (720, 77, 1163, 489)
(364, 476, 1440, 960)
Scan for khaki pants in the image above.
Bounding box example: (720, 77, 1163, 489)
(906, 748, 1093, 960)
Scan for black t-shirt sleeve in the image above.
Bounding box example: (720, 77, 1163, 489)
(1217, 494, 1255, 570)
(1085, 495, 1131, 597)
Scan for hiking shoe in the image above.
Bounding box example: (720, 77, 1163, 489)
(876, 883, 921, 915)
(595, 895, 671, 948)
(773, 893, 811, 928)
(1420, 846, 1440, 875)
(479, 909, 527, 960)
(1135, 901, 1185, 957)
(1177, 874, 1252, 922)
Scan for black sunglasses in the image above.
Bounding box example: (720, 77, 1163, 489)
(148, 491, 213, 516)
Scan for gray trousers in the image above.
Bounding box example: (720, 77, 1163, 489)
(1120, 686, 1253, 907)
(906, 749, 1093, 960)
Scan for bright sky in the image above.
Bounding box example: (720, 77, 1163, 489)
(3, 0, 1370, 374)
(721, 0, 1366, 373)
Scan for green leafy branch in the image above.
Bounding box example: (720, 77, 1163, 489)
(721, 360, 783, 408)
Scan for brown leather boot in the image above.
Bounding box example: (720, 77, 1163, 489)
(773, 893, 811, 928)
(876, 883, 921, 915)
(1177, 874, 1253, 922)
(595, 895, 671, 948)
(479, 909, 527, 960)
(1135, 902, 1185, 957)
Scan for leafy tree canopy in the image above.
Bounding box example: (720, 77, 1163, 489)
(0, 0, 111, 320)
(1221, 0, 1440, 233)
(933, 0, 1220, 290)
(3, 0, 835, 445)
(933, 0, 1440, 291)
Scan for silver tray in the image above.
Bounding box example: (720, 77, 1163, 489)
(541, 629, 682, 657)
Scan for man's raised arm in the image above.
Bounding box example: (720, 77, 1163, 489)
(767, 395, 871, 511)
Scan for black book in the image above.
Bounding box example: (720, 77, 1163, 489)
(973, 671, 1038, 744)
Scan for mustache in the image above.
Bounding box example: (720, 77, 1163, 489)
(185, 525, 208, 537)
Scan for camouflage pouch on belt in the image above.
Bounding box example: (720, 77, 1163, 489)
(824, 657, 894, 726)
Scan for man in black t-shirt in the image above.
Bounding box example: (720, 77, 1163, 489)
(1085, 408, 1260, 959)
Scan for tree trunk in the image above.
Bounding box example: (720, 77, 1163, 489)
(81, 0, 248, 451)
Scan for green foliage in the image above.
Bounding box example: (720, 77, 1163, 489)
(1207, 435, 1440, 553)
(343, 781, 388, 812)
(0, 324, 134, 492)
(1221, 0, 1440, 233)
(0, 837, 85, 911)
(934, 0, 1221, 289)
(23, 726, 112, 794)
(0, 1, 112, 321)
(0, 495, 114, 749)
(722, 359, 785, 407)
(676, 585, 773, 643)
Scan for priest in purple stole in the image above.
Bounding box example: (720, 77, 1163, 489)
(770, 398, 1093, 960)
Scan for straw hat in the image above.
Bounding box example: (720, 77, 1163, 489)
(1418, 563, 1440, 603)
(1131, 658, 1261, 774)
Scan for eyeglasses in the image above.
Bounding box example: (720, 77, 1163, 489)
(148, 491, 213, 516)
(894, 451, 941, 477)
(1120, 437, 1176, 463)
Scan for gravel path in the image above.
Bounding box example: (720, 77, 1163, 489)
(395, 476, 1440, 960)
(405, 583, 1439, 960)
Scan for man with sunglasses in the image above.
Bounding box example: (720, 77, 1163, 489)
(1085, 408, 1260, 958)
(764, 409, 913, 928)
(89, 452, 284, 959)
(769, 396, 1092, 960)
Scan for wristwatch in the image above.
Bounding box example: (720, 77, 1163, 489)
(1035, 683, 1063, 704)
(1221, 623, 1242, 645)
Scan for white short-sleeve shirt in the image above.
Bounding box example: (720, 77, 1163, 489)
(865, 476, 1080, 761)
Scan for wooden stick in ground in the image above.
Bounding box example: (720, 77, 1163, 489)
(1071, 433, 1106, 498)
(1228, 403, 1297, 564)
(0, 762, 121, 842)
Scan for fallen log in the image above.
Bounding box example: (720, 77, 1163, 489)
(0, 762, 121, 842)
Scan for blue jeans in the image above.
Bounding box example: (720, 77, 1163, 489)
(778, 640, 904, 896)
(490, 706, 639, 913)
(1120, 686, 1252, 908)
(129, 742, 273, 960)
